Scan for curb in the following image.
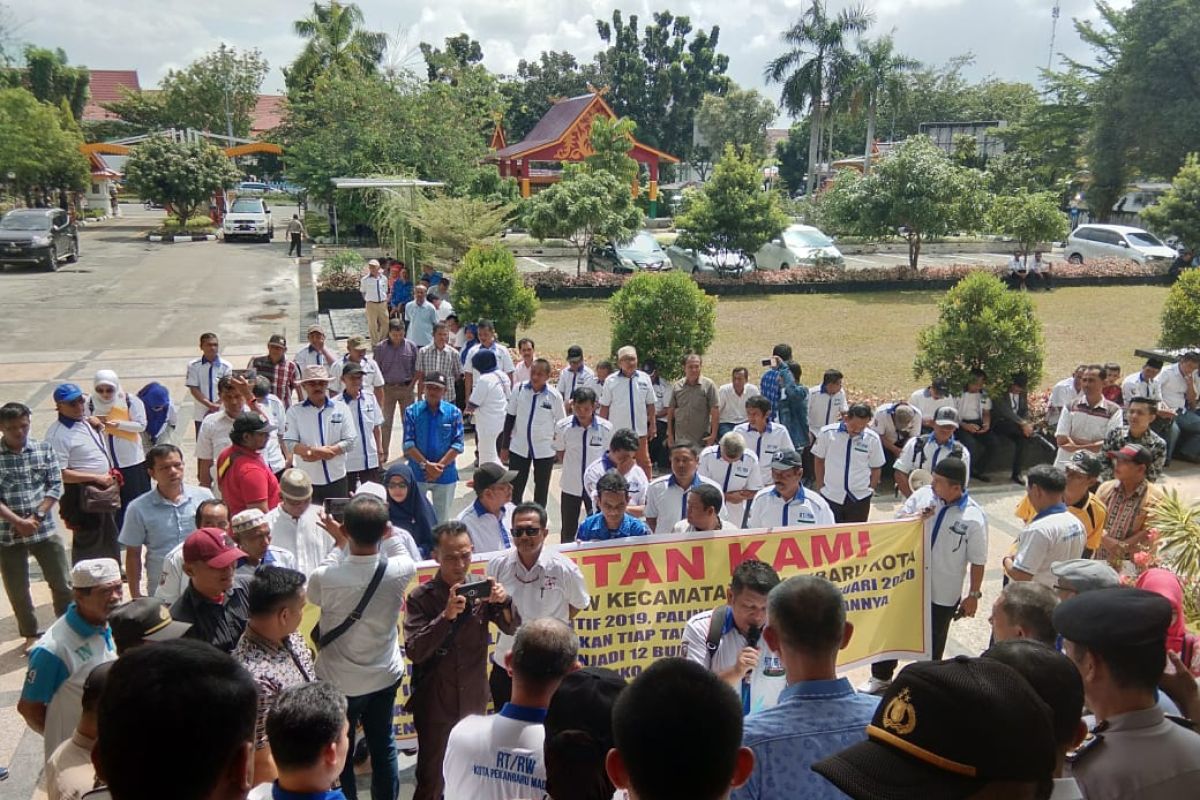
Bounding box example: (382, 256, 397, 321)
(146, 234, 218, 243)
(298, 257, 320, 343)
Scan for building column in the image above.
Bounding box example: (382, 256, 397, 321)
(648, 160, 660, 218)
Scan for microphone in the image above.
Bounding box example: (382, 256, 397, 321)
(745, 625, 762, 649)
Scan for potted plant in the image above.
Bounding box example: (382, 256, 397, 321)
(316, 249, 366, 311)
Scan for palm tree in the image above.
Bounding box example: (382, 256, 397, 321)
(851, 35, 919, 172)
(765, 1, 874, 195)
(286, 1, 388, 94)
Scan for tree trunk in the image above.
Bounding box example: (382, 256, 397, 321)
(909, 235, 921, 271)
(576, 246, 584, 277)
(863, 96, 877, 174)
(806, 99, 822, 196)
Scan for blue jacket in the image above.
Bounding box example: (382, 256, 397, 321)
(403, 400, 464, 485)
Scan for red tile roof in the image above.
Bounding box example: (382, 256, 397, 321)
(83, 70, 141, 121)
(251, 95, 286, 136)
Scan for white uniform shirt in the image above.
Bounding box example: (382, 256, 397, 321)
(871, 402, 921, 446)
(487, 547, 590, 666)
(1157, 363, 1199, 413)
(733, 421, 795, 484)
(812, 424, 886, 505)
(1047, 377, 1081, 425)
(283, 397, 358, 487)
(672, 518, 737, 532)
(717, 383, 760, 425)
(1053, 397, 1123, 464)
(652, 377, 673, 418)
(45, 419, 110, 474)
(470, 371, 513, 431)
(185, 356, 232, 424)
(644, 472, 723, 533)
(360, 273, 389, 303)
(584, 457, 649, 509)
(512, 360, 533, 388)
(465, 342, 516, 380)
(1121, 372, 1163, 405)
(294, 344, 335, 369)
(554, 416, 614, 497)
(697, 445, 762, 526)
(556, 365, 598, 402)
(955, 391, 992, 423)
(808, 386, 848, 439)
(435, 299, 454, 322)
(507, 383, 566, 460)
(329, 355, 385, 395)
(600, 370, 656, 436)
(458, 500, 517, 554)
(442, 709, 548, 800)
(197, 406, 286, 482)
(899, 486, 989, 606)
(157, 543, 187, 603)
(894, 434, 972, 484)
(266, 504, 335, 577)
(909, 388, 956, 423)
(1012, 505, 1086, 588)
(88, 395, 147, 468)
(747, 486, 835, 529)
(341, 391, 385, 472)
(682, 608, 786, 714)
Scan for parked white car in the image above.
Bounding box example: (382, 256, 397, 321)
(753, 224, 844, 270)
(1065, 224, 1176, 265)
(222, 197, 273, 243)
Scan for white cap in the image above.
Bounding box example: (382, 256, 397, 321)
(231, 508, 268, 535)
(72, 558, 121, 588)
(354, 481, 387, 502)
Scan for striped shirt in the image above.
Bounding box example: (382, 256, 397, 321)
(247, 355, 300, 407)
(416, 343, 463, 402)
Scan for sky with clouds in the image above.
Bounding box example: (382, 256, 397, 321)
(7, 0, 1129, 111)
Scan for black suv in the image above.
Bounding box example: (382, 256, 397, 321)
(0, 208, 79, 272)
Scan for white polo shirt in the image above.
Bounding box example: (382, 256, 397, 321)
(487, 547, 590, 666)
(45, 418, 110, 474)
(265, 503, 335, 577)
(1156, 363, 1198, 414)
(698, 445, 762, 526)
(506, 383, 566, 460)
(717, 383, 760, 425)
(812, 423, 885, 505)
(465, 342, 516, 380)
(899, 486, 989, 606)
(342, 391, 385, 472)
(909, 388, 956, 423)
(1121, 372, 1163, 405)
(294, 344, 335, 369)
(360, 273, 389, 303)
(955, 391, 992, 423)
(747, 486, 835, 529)
(644, 472, 723, 533)
(185, 356, 232, 424)
(1047, 377, 1081, 425)
(1053, 397, 1122, 464)
(584, 456, 648, 509)
(443, 706, 548, 800)
(556, 365, 598, 402)
(682, 608, 786, 715)
(458, 500, 517, 554)
(733, 421, 795, 484)
(871, 402, 921, 447)
(652, 377, 673, 416)
(600, 370, 656, 436)
(329, 355, 385, 395)
(283, 397, 358, 487)
(807, 386, 848, 439)
(894, 434, 971, 483)
(1012, 504, 1086, 588)
(554, 416, 613, 497)
(197, 406, 285, 482)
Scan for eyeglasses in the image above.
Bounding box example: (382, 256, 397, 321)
(512, 527, 542, 538)
(385, 480, 409, 490)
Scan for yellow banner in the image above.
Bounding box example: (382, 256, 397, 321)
(374, 518, 929, 745)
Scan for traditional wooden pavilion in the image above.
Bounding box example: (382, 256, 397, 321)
(485, 91, 678, 217)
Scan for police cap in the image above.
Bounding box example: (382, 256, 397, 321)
(1052, 587, 1172, 647)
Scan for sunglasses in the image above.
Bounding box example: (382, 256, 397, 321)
(512, 527, 542, 538)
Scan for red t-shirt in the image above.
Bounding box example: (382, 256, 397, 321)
(216, 444, 280, 516)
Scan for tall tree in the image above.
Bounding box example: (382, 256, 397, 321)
(157, 44, 269, 140)
(695, 86, 779, 163)
(285, 1, 387, 95)
(675, 144, 790, 259)
(3, 47, 89, 121)
(765, 1, 874, 196)
(419, 33, 483, 83)
(849, 35, 918, 172)
(0, 87, 88, 200)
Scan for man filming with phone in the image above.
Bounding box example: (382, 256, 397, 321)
(682, 559, 785, 716)
(404, 520, 521, 800)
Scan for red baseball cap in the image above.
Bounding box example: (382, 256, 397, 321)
(182, 527, 247, 568)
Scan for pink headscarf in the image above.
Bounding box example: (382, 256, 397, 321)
(1136, 567, 1188, 655)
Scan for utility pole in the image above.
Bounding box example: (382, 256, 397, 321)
(1047, 1, 1061, 71)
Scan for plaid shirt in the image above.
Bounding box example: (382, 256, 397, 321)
(247, 355, 300, 407)
(0, 437, 63, 546)
(760, 366, 785, 419)
(416, 343, 462, 402)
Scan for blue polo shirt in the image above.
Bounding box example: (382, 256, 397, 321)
(118, 484, 214, 593)
(733, 678, 880, 800)
(576, 512, 650, 541)
(403, 399, 465, 484)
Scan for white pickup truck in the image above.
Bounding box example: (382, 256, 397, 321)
(222, 197, 274, 243)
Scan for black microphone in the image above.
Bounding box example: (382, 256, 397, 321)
(745, 625, 762, 649)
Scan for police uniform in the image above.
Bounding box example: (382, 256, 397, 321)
(1057, 588, 1200, 799)
(698, 444, 762, 528)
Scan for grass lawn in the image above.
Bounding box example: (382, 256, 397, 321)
(522, 285, 1170, 398)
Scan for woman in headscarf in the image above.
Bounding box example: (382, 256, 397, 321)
(137, 382, 178, 450)
(1136, 567, 1200, 676)
(467, 348, 510, 466)
(87, 369, 151, 524)
(382, 462, 437, 558)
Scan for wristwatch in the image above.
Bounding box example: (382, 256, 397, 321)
(967, 591, 983, 600)
(32, 510, 46, 522)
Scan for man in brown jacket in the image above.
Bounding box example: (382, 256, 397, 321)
(403, 520, 520, 800)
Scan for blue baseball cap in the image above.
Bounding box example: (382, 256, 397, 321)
(54, 383, 84, 403)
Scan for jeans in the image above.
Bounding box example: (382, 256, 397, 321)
(341, 681, 400, 800)
(1171, 410, 1200, 462)
(508, 452, 554, 508)
(0, 535, 73, 637)
(871, 602, 958, 681)
(420, 481, 456, 524)
(717, 422, 737, 439)
(560, 492, 592, 543)
(955, 426, 989, 477)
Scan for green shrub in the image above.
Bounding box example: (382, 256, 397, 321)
(608, 271, 717, 381)
(317, 249, 364, 291)
(451, 245, 539, 343)
(913, 271, 1044, 390)
(1160, 269, 1200, 349)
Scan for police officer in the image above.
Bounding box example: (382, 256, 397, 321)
(1056, 587, 1200, 799)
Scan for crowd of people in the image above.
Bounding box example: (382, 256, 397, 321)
(2, 258, 1200, 799)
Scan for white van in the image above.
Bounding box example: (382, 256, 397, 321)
(1065, 224, 1175, 265)
(222, 197, 273, 243)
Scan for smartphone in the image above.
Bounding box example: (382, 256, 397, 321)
(455, 577, 492, 603)
(760, 358, 773, 367)
(232, 369, 257, 381)
(323, 497, 351, 523)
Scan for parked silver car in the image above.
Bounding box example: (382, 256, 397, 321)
(665, 245, 753, 277)
(753, 224, 845, 269)
(1065, 224, 1176, 265)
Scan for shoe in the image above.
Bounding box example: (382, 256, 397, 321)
(0, 765, 8, 781)
(972, 473, 991, 483)
(858, 677, 891, 695)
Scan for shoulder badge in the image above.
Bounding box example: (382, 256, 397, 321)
(1165, 715, 1197, 731)
(1065, 724, 1106, 763)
